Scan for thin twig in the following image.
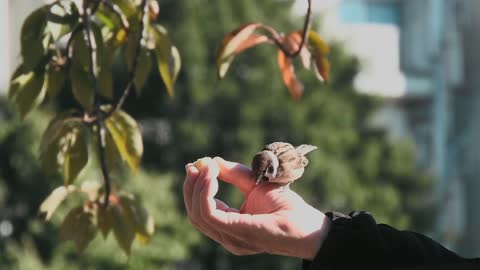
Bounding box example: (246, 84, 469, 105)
(111, 0, 148, 114)
(82, 0, 111, 207)
(292, 0, 312, 57)
(96, 121, 111, 207)
(101, 0, 130, 32)
(263, 0, 312, 57)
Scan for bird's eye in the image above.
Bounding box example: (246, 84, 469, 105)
(267, 166, 274, 173)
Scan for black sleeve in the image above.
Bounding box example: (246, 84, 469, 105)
(302, 211, 479, 270)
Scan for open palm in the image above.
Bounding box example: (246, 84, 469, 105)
(183, 157, 330, 259)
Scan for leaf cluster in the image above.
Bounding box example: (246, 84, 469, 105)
(8, 0, 181, 255)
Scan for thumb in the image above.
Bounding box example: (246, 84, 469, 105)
(213, 157, 255, 196)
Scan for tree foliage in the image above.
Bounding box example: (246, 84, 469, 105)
(8, 0, 182, 254)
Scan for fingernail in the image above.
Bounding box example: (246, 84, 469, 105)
(185, 163, 194, 172)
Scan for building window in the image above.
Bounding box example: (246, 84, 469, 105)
(339, 0, 400, 25)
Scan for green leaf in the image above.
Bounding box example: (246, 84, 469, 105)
(127, 24, 152, 95)
(72, 23, 105, 72)
(307, 31, 330, 83)
(8, 65, 28, 99)
(105, 110, 143, 172)
(91, 23, 106, 67)
(45, 65, 66, 97)
(63, 122, 89, 185)
(71, 30, 90, 70)
(46, 1, 79, 41)
(59, 206, 97, 252)
(171, 46, 182, 84)
(21, 8, 48, 69)
(111, 0, 137, 18)
(47, 1, 79, 25)
(70, 65, 94, 111)
(98, 68, 113, 99)
(151, 25, 178, 97)
(39, 116, 89, 185)
(105, 129, 121, 171)
(39, 185, 76, 220)
(10, 70, 46, 119)
(97, 206, 114, 239)
(119, 194, 154, 244)
(47, 21, 72, 41)
(39, 114, 72, 175)
(111, 198, 136, 256)
(134, 50, 152, 94)
(308, 30, 329, 56)
(96, 11, 116, 30)
(99, 30, 118, 99)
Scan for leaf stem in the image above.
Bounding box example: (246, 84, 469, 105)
(82, 0, 111, 207)
(294, 0, 312, 57)
(265, 0, 312, 57)
(112, 0, 148, 114)
(96, 121, 112, 208)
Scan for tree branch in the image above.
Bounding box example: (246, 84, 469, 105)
(293, 0, 312, 57)
(112, 0, 148, 113)
(265, 0, 312, 57)
(82, 0, 111, 207)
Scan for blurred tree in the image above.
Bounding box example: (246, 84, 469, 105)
(2, 0, 434, 269)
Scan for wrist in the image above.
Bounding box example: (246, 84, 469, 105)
(295, 208, 331, 260)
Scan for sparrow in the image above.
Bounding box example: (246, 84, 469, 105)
(251, 142, 318, 185)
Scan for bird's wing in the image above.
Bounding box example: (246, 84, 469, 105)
(263, 142, 295, 155)
(277, 149, 306, 173)
(295, 144, 318, 155)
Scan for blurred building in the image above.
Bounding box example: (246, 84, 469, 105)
(306, 0, 480, 256)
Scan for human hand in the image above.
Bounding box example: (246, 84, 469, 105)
(183, 157, 331, 260)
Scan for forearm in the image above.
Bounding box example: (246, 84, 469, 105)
(303, 211, 477, 270)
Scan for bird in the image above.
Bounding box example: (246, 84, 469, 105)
(251, 142, 318, 186)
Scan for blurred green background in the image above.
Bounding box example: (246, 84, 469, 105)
(0, 0, 450, 269)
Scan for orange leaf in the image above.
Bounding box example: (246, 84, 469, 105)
(283, 31, 311, 69)
(216, 23, 269, 79)
(234, 34, 270, 54)
(277, 50, 304, 102)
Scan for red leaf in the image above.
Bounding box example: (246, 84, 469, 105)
(234, 34, 269, 54)
(277, 50, 304, 102)
(283, 31, 311, 69)
(216, 23, 269, 79)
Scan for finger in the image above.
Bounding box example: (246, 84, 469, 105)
(214, 157, 255, 196)
(188, 160, 249, 251)
(194, 166, 264, 254)
(215, 199, 239, 213)
(197, 165, 268, 237)
(192, 158, 219, 223)
(183, 163, 199, 215)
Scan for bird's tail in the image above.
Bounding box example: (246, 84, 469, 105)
(296, 144, 318, 155)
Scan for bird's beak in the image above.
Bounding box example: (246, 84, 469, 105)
(255, 174, 262, 185)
